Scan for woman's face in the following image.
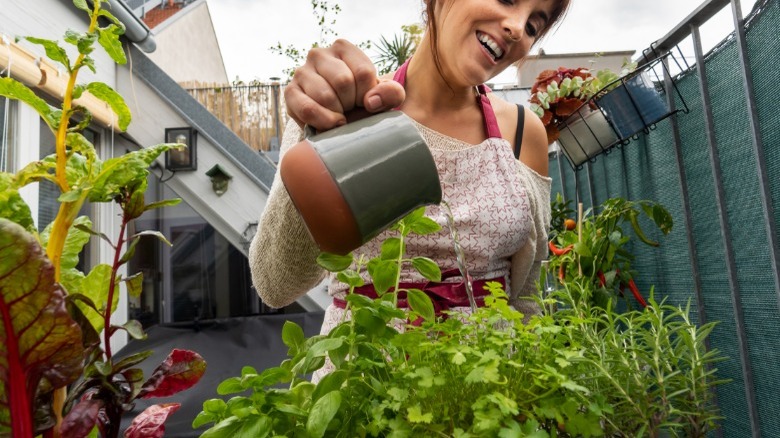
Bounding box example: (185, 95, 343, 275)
(431, 0, 559, 87)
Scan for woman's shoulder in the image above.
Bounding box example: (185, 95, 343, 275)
(489, 95, 549, 177)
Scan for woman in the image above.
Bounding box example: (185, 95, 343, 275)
(250, 0, 570, 332)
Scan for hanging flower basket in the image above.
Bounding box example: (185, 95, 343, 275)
(595, 68, 671, 139)
(557, 105, 619, 167)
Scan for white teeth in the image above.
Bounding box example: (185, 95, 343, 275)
(478, 33, 504, 60)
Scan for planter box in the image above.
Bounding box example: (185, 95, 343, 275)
(595, 71, 670, 139)
(557, 107, 619, 167)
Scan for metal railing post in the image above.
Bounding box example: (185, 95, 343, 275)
(692, 23, 761, 437)
(730, 0, 780, 315)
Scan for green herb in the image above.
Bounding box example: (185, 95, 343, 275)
(197, 199, 723, 437)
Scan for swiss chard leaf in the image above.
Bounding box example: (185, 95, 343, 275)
(136, 349, 206, 399)
(85, 82, 130, 130)
(24, 37, 71, 72)
(123, 403, 181, 438)
(74, 264, 116, 333)
(0, 78, 57, 129)
(96, 26, 127, 66)
(0, 219, 84, 436)
(0, 173, 34, 232)
(61, 399, 102, 438)
(89, 144, 177, 202)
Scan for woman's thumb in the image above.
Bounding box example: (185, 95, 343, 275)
(363, 79, 406, 112)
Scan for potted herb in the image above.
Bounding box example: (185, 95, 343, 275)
(196, 200, 724, 437)
(0, 1, 206, 436)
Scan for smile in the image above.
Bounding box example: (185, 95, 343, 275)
(477, 32, 504, 61)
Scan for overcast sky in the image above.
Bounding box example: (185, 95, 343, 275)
(206, 0, 758, 84)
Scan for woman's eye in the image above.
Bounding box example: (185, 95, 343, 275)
(526, 22, 538, 38)
(499, 0, 514, 5)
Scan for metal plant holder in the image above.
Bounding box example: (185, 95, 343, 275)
(556, 51, 689, 170)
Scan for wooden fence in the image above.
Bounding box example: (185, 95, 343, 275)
(182, 81, 286, 152)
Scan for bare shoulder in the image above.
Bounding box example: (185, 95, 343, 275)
(489, 96, 549, 177)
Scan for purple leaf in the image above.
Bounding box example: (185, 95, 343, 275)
(136, 349, 206, 399)
(123, 403, 180, 438)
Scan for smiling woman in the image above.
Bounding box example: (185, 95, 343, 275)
(249, 0, 572, 379)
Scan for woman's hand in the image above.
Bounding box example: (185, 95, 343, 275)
(284, 39, 406, 132)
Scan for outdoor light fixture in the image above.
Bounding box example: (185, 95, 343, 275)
(165, 127, 197, 171)
(205, 164, 232, 196)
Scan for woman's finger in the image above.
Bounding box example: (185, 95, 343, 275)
(284, 83, 346, 131)
(327, 39, 379, 109)
(310, 53, 358, 114)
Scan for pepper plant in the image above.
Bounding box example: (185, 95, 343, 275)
(196, 201, 723, 437)
(0, 1, 205, 436)
(547, 197, 673, 310)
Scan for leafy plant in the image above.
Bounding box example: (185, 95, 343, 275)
(549, 192, 575, 238)
(196, 200, 722, 437)
(529, 61, 636, 144)
(546, 197, 673, 310)
(0, 1, 205, 436)
(373, 24, 423, 75)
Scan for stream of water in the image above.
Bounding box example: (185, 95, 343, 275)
(440, 200, 478, 313)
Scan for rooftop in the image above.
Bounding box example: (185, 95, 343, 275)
(141, 2, 184, 29)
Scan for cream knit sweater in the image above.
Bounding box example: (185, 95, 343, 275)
(249, 119, 551, 313)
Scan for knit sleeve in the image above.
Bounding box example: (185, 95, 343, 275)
(509, 163, 552, 317)
(248, 121, 327, 308)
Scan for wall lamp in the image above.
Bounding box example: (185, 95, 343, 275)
(165, 127, 197, 171)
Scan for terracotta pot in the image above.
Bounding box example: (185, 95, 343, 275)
(280, 111, 441, 255)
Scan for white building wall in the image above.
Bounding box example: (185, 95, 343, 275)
(116, 65, 267, 255)
(146, 0, 228, 84)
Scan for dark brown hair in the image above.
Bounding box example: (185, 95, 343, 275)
(423, 0, 572, 79)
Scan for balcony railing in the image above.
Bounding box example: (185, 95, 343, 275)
(550, 0, 778, 436)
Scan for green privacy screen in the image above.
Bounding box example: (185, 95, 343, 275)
(548, 1, 780, 436)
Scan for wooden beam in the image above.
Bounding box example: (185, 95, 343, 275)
(0, 36, 123, 131)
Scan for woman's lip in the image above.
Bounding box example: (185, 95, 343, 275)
(476, 33, 499, 65)
(477, 30, 507, 56)
(478, 41, 499, 66)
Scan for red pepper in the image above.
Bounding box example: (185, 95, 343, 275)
(549, 241, 574, 257)
(626, 278, 648, 308)
(559, 263, 566, 282)
(597, 271, 607, 288)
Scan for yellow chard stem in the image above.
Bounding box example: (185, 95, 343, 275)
(48, 4, 101, 436)
(46, 0, 99, 281)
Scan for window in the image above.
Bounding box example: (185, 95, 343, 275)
(0, 97, 15, 172)
(128, 173, 304, 327)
